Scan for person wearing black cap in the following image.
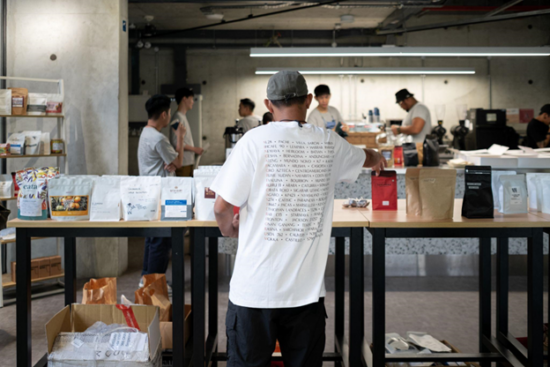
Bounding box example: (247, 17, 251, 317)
(524, 104, 550, 148)
(237, 98, 261, 133)
(209, 71, 386, 366)
(392, 89, 433, 143)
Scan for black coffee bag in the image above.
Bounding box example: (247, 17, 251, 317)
(403, 142, 419, 167)
(422, 134, 440, 167)
(462, 165, 494, 219)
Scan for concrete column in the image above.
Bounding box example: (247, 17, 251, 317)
(6, 0, 129, 278)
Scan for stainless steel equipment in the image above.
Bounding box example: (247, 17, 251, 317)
(224, 124, 244, 149)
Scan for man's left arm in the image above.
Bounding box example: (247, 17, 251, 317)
(214, 197, 239, 237)
(392, 117, 425, 136)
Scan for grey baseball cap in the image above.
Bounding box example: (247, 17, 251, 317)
(266, 70, 309, 101)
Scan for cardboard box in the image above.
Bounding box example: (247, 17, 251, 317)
(346, 132, 382, 149)
(39, 258, 50, 278)
(30, 259, 40, 280)
(49, 255, 63, 276)
(11, 261, 16, 283)
(159, 304, 192, 350)
(46, 304, 161, 367)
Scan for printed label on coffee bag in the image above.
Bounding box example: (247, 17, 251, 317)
(204, 188, 216, 199)
(50, 195, 89, 216)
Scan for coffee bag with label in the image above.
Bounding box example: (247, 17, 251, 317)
(16, 167, 59, 220)
(0, 89, 11, 115)
(419, 169, 456, 220)
(422, 135, 440, 167)
(194, 169, 219, 221)
(9, 88, 28, 115)
(0, 174, 13, 198)
(526, 173, 550, 211)
(405, 168, 422, 216)
(90, 176, 122, 222)
(403, 142, 419, 167)
(462, 166, 494, 219)
(492, 171, 516, 209)
(498, 175, 528, 214)
(371, 170, 397, 210)
(48, 177, 93, 221)
(161, 177, 194, 221)
(120, 176, 161, 221)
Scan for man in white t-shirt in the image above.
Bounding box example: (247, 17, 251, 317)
(391, 89, 433, 143)
(237, 98, 261, 133)
(210, 71, 385, 366)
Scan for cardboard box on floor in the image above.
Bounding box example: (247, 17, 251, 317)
(45, 304, 161, 366)
(159, 304, 192, 350)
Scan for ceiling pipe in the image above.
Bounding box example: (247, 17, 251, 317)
(377, 8, 550, 35)
(484, 0, 523, 17)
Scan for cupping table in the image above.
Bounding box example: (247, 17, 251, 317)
(8, 200, 370, 367)
(362, 199, 548, 367)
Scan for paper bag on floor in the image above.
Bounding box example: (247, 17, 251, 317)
(135, 274, 172, 322)
(82, 277, 117, 304)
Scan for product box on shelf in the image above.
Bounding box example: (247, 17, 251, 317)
(46, 304, 162, 367)
(39, 258, 50, 278)
(11, 261, 16, 283)
(49, 256, 63, 276)
(30, 260, 40, 280)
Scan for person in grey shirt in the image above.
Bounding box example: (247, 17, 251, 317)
(307, 84, 349, 138)
(391, 89, 433, 143)
(138, 95, 186, 289)
(237, 98, 261, 133)
(138, 95, 186, 177)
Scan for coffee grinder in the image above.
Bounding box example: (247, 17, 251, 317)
(431, 104, 447, 144)
(450, 104, 470, 150)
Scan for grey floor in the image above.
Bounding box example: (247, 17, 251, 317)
(0, 238, 542, 366)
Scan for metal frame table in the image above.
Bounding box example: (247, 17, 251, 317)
(8, 219, 189, 367)
(188, 200, 370, 367)
(362, 199, 547, 367)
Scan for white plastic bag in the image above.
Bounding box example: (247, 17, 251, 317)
(90, 176, 122, 221)
(120, 176, 161, 221)
(160, 177, 194, 221)
(194, 170, 218, 221)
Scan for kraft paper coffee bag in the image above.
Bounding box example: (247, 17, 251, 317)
(419, 169, 456, 220)
(405, 168, 422, 216)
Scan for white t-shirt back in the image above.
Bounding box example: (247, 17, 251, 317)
(402, 102, 433, 143)
(210, 121, 366, 308)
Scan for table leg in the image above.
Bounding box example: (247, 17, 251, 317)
(335, 237, 345, 367)
(172, 227, 186, 367)
(527, 229, 543, 367)
(371, 228, 385, 367)
(193, 227, 206, 367)
(495, 237, 508, 367)
(16, 227, 32, 367)
(64, 237, 76, 306)
(349, 227, 365, 367)
(479, 237, 491, 367)
(209, 237, 218, 367)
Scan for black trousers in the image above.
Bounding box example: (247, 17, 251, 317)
(226, 298, 326, 367)
(141, 237, 172, 276)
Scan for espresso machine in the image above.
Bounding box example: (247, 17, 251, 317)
(223, 120, 244, 149)
(464, 108, 509, 150)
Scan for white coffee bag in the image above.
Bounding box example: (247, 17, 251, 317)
(120, 176, 161, 221)
(160, 177, 194, 221)
(90, 176, 122, 222)
(0, 174, 13, 198)
(7, 132, 26, 155)
(48, 177, 93, 221)
(492, 171, 516, 209)
(24, 131, 42, 155)
(0, 89, 11, 115)
(498, 175, 528, 214)
(194, 170, 218, 221)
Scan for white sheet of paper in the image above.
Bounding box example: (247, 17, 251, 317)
(408, 334, 451, 353)
(488, 144, 509, 155)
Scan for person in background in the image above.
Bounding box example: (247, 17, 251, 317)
(211, 71, 386, 366)
(138, 94, 186, 289)
(237, 98, 261, 133)
(392, 89, 432, 143)
(524, 104, 550, 148)
(307, 84, 349, 138)
(262, 111, 273, 125)
(170, 88, 203, 177)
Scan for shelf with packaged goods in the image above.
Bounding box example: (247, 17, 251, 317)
(0, 197, 16, 201)
(0, 236, 47, 245)
(2, 272, 64, 289)
(0, 153, 66, 158)
(0, 114, 64, 119)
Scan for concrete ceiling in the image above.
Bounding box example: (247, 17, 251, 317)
(128, 2, 398, 31)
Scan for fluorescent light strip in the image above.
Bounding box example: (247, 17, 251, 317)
(255, 68, 476, 75)
(250, 47, 550, 58)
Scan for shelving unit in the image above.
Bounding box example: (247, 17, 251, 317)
(0, 76, 67, 308)
(2, 272, 64, 289)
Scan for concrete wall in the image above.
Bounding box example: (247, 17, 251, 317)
(134, 15, 550, 165)
(5, 0, 129, 277)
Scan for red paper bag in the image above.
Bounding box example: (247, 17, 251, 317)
(371, 170, 397, 210)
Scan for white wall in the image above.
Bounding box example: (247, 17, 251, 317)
(6, 0, 129, 277)
(137, 15, 550, 164)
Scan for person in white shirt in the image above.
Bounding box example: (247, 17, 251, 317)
(307, 84, 349, 138)
(237, 98, 261, 133)
(391, 89, 433, 143)
(170, 88, 204, 177)
(210, 71, 386, 366)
